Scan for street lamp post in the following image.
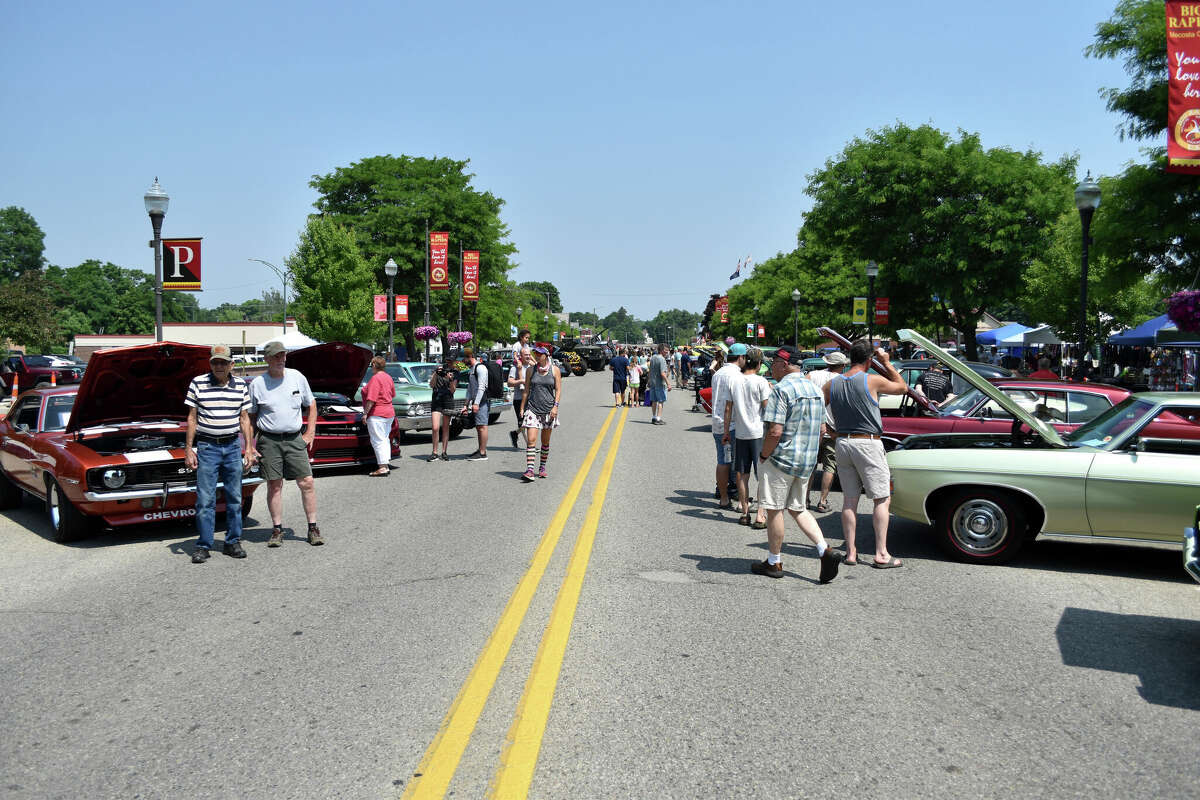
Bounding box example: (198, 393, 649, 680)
(249, 258, 289, 337)
(384, 257, 398, 359)
(790, 288, 801, 347)
(1074, 173, 1101, 374)
(752, 306, 759, 345)
(143, 178, 169, 341)
(865, 260, 879, 345)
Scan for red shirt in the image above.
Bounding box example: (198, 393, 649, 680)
(1027, 369, 1059, 380)
(364, 370, 396, 418)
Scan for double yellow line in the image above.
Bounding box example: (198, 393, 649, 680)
(402, 406, 629, 799)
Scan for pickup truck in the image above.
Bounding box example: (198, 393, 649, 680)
(2, 355, 84, 390)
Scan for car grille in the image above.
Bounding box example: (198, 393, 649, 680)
(313, 447, 370, 462)
(87, 460, 195, 491)
(318, 424, 363, 436)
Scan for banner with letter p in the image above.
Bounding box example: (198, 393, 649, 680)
(162, 238, 202, 290)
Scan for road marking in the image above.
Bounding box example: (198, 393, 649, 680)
(401, 407, 618, 800)
(489, 406, 629, 799)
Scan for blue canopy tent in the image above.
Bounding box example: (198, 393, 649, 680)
(976, 323, 1032, 346)
(1106, 314, 1170, 346)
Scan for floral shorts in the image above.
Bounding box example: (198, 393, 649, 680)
(521, 409, 560, 430)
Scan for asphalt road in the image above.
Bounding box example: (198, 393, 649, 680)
(1, 370, 1198, 799)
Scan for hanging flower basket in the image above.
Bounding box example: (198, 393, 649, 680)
(1166, 291, 1200, 334)
(414, 325, 440, 340)
(447, 331, 473, 344)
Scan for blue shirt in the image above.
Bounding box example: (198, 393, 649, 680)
(762, 372, 824, 477)
(609, 355, 629, 381)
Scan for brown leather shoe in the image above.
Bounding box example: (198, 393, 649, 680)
(267, 526, 284, 548)
(307, 525, 324, 546)
(751, 559, 784, 579)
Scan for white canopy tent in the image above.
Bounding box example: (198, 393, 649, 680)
(998, 324, 1064, 347)
(255, 329, 321, 352)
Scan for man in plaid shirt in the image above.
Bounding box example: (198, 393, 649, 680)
(751, 344, 842, 583)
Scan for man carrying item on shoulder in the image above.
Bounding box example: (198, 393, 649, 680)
(186, 345, 255, 563)
(805, 350, 848, 513)
(463, 348, 490, 460)
(250, 340, 322, 547)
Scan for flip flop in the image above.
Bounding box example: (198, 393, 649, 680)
(738, 514, 751, 525)
(872, 556, 903, 569)
(813, 501, 831, 513)
(842, 555, 858, 566)
(717, 501, 733, 510)
(750, 519, 767, 530)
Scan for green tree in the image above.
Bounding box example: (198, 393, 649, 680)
(0, 271, 60, 350)
(802, 123, 1074, 358)
(518, 281, 561, 313)
(46, 260, 167, 335)
(0, 207, 46, 282)
(287, 217, 381, 343)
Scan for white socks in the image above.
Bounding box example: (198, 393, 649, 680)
(817, 542, 827, 556)
(767, 553, 781, 565)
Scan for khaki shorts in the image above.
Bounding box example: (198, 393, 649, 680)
(818, 434, 837, 473)
(758, 457, 811, 513)
(834, 437, 890, 500)
(257, 431, 312, 481)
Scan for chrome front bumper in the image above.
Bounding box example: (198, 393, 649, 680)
(84, 476, 264, 502)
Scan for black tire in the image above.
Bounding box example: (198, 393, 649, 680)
(0, 468, 22, 510)
(46, 479, 93, 544)
(573, 363, 587, 376)
(935, 488, 1027, 564)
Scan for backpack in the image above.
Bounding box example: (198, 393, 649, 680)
(482, 361, 506, 400)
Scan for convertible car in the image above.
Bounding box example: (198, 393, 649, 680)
(0, 342, 263, 543)
(283, 342, 401, 469)
(888, 330, 1200, 565)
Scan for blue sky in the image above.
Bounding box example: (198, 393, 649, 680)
(2, 0, 1147, 321)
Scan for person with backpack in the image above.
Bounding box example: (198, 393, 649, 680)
(518, 345, 562, 481)
(463, 348, 502, 461)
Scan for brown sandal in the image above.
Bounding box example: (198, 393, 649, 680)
(368, 467, 389, 477)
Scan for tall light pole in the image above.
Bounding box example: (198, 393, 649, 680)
(144, 178, 169, 341)
(1074, 172, 1101, 374)
(790, 288, 801, 347)
(384, 257, 398, 358)
(249, 258, 289, 337)
(752, 305, 759, 344)
(865, 260, 879, 345)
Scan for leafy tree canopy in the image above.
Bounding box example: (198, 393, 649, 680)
(0, 206, 46, 282)
(0, 271, 60, 351)
(287, 217, 381, 343)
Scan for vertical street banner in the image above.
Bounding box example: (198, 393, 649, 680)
(395, 295, 409, 322)
(373, 295, 388, 322)
(852, 297, 867, 324)
(874, 297, 890, 327)
(1167, 2, 1200, 173)
(746, 323, 754, 337)
(429, 232, 450, 289)
(716, 296, 729, 323)
(162, 238, 202, 290)
(374, 295, 409, 321)
(757, 324, 765, 339)
(462, 251, 480, 301)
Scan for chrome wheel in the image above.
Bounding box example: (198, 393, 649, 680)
(48, 482, 62, 531)
(948, 498, 1009, 554)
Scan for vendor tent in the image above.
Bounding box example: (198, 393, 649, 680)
(1106, 314, 1170, 347)
(1155, 323, 1200, 347)
(998, 324, 1064, 347)
(977, 323, 1031, 346)
(255, 329, 321, 352)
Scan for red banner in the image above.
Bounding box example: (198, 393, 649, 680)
(395, 294, 409, 322)
(716, 296, 729, 324)
(429, 232, 449, 290)
(1167, 2, 1200, 173)
(462, 250, 479, 301)
(374, 295, 410, 322)
(162, 238, 202, 290)
(874, 297, 890, 326)
(374, 295, 388, 322)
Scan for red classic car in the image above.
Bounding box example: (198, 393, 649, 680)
(0, 342, 262, 543)
(281, 342, 401, 469)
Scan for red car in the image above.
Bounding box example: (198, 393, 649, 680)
(281, 342, 401, 469)
(0, 342, 262, 543)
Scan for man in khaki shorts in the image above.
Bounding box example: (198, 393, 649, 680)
(751, 345, 842, 583)
(822, 340, 908, 568)
(250, 340, 322, 546)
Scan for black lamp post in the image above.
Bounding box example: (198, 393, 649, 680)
(790, 288, 801, 347)
(753, 305, 759, 344)
(143, 178, 169, 342)
(865, 260, 879, 345)
(384, 257, 398, 359)
(1074, 172, 1101, 373)
(249, 258, 289, 336)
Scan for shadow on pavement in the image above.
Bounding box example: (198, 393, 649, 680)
(666, 488, 722, 510)
(1055, 607, 1200, 711)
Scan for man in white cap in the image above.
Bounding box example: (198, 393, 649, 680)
(805, 350, 848, 513)
(250, 340, 321, 547)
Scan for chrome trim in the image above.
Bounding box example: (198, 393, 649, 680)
(1036, 531, 1182, 552)
(83, 477, 263, 502)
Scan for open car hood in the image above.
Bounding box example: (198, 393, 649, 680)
(285, 342, 373, 396)
(896, 329, 1068, 448)
(816, 326, 932, 413)
(67, 341, 211, 432)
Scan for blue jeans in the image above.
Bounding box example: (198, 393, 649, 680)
(195, 439, 243, 549)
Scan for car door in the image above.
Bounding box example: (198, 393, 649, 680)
(1, 397, 43, 490)
(1084, 407, 1200, 542)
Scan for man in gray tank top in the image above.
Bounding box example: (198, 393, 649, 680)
(822, 340, 908, 569)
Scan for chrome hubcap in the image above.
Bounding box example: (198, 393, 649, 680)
(49, 486, 61, 528)
(950, 499, 1008, 553)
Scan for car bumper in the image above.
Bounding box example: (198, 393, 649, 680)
(83, 476, 264, 502)
(80, 480, 262, 527)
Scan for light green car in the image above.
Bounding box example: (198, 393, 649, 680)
(355, 362, 512, 440)
(887, 330, 1200, 564)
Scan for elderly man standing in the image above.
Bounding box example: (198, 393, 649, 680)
(752, 345, 842, 582)
(805, 350, 848, 513)
(186, 344, 255, 563)
(250, 340, 321, 547)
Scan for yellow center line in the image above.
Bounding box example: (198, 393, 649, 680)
(401, 407, 618, 800)
(489, 406, 630, 799)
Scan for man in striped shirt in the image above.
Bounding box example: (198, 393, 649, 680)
(185, 344, 255, 563)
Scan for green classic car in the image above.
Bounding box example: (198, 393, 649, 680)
(887, 330, 1200, 564)
(355, 361, 512, 440)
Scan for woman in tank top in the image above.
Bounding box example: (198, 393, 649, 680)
(519, 345, 562, 482)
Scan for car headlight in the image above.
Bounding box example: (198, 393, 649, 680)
(408, 403, 430, 416)
(102, 468, 126, 488)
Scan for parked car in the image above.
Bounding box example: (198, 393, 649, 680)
(355, 361, 512, 439)
(887, 329, 1200, 564)
(1, 354, 84, 390)
(283, 342, 401, 469)
(0, 342, 263, 543)
(48, 353, 88, 368)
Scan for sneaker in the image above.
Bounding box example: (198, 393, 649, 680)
(307, 525, 324, 546)
(440, 453, 449, 461)
(819, 548, 843, 584)
(538, 468, 548, 479)
(509, 430, 519, 448)
(427, 453, 439, 463)
(223, 541, 247, 559)
(751, 559, 784, 579)
(267, 526, 284, 547)
(191, 548, 210, 564)
(467, 451, 488, 461)
(521, 469, 536, 482)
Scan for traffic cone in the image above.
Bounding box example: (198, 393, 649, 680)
(50, 372, 56, 387)
(10, 376, 17, 399)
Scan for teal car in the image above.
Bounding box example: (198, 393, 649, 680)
(356, 362, 512, 439)
(887, 330, 1200, 564)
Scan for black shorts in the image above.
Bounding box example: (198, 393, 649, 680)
(613, 378, 628, 393)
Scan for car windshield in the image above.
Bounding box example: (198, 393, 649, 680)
(43, 394, 75, 431)
(1065, 396, 1157, 448)
(937, 387, 984, 416)
(408, 364, 437, 384)
(24, 356, 53, 367)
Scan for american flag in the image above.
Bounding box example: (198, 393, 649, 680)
(729, 258, 743, 281)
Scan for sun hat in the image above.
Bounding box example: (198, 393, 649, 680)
(532, 345, 550, 355)
(823, 351, 849, 366)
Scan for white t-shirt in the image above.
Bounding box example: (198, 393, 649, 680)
(729, 372, 771, 440)
(806, 368, 837, 427)
(709, 363, 743, 435)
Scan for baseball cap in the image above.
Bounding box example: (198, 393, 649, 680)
(823, 351, 849, 366)
(775, 344, 801, 363)
(728, 343, 748, 356)
(532, 344, 550, 355)
(262, 340, 287, 358)
(210, 344, 233, 362)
